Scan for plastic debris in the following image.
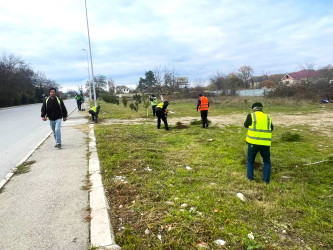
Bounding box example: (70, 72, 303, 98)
(196, 242, 209, 248)
(190, 206, 196, 212)
(186, 166, 192, 170)
(214, 239, 226, 246)
(237, 192, 247, 202)
(145, 229, 149, 235)
(248, 232, 254, 240)
(181, 203, 188, 208)
(157, 235, 162, 241)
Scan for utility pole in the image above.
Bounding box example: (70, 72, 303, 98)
(84, 0, 97, 107)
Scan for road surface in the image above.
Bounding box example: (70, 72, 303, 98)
(0, 100, 77, 182)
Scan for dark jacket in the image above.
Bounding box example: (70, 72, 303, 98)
(244, 111, 274, 131)
(155, 102, 169, 112)
(41, 97, 68, 120)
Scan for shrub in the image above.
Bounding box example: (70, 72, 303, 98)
(129, 103, 138, 112)
(121, 96, 128, 107)
(101, 94, 119, 105)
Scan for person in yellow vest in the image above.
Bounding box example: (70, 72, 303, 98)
(196, 94, 209, 128)
(149, 94, 158, 116)
(244, 102, 274, 183)
(155, 101, 169, 130)
(89, 105, 100, 123)
(41, 88, 68, 148)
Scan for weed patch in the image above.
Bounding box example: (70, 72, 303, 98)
(12, 160, 35, 175)
(281, 132, 302, 142)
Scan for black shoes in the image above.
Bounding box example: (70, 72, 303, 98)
(56, 144, 61, 149)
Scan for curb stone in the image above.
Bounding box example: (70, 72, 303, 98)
(0, 106, 75, 191)
(88, 124, 121, 249)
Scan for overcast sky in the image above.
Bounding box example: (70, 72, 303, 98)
(1, 0, 332, 91)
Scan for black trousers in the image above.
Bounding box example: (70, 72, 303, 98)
(152, 105, 157, 116)
(156, 111, 169, 130)
(200, 110, 208, 128)
(89, 110, 98, 122)
(77, 100, 82, 111)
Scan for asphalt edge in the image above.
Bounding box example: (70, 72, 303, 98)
(88, 124, 121, 250)
(0, 107, 76, 191)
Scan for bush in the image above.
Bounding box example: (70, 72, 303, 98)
(268, 80, 333, 101)
(133, 94, 142, 104)
(101, 94, 119, 105)
(129, 103, 138, 112)
(122, 96, 128, 107)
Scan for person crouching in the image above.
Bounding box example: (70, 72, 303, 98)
(155, 101, 169, 130)
(89, 105, 100, 123)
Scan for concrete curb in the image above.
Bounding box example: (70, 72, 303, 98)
(0, 107, 76, 191)
(0, 131, 52, 190)
(88, 124, 121, 250)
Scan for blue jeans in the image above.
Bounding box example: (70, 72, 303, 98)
(246, 143, 271, 183)
(49, 119, 62, 145)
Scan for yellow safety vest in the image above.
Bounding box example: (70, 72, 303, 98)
(90, 106, 97, 112)
(46, 96, 61, 110)
(246, 111, 272, 146)
(151, 97, 158, 106)
(156, 102, 164, 108)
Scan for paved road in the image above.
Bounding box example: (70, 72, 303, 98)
(0, 100, 77, 181)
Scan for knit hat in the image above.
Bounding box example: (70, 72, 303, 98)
(251, 102, 263, 110)
(49, 87, 57, 93)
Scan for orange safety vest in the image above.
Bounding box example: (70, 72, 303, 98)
(199, 96, 209, 111)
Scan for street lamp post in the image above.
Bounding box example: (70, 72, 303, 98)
(82, 48, 92, 100)
(84, 0, 97, 107)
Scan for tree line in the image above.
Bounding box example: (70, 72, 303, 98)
(133, 64, 333, 100)
(0, 53, 62, 107)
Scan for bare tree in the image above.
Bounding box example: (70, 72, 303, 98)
(154, 66, 163, 86)
(107, 77, 115, 94)
(209, 71, 227, 92)
(238, 65, 254, 89)
(318, 64, 333, 81)
(262, 70, 271, 80)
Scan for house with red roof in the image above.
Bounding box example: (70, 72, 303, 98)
(281, 70, 320, 85)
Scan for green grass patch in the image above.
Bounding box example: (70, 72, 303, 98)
(281, 132, 302, 142)
(95, 120, 333, 249)
(12, 160, 36, 175)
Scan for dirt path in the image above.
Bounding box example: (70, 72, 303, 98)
(102, 110, 333, 136)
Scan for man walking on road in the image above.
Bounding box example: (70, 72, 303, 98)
(41, 88, 68, 148)
(197, 94, 209, 128)
(244, 102, 274, 183)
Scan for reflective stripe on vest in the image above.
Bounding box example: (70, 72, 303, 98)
(156, 102, 164, 108)
(246, 112, 272, 146)
(151, 97, 158, 106)
(46, 96, 61, 111)
(199, 96, 209, 111)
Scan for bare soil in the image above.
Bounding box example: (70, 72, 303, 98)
(102, 110, 333, 137)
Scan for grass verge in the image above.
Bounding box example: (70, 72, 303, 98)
(95, 122, 333, 249)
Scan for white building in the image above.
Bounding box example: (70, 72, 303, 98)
(115, 85, 130, 94)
